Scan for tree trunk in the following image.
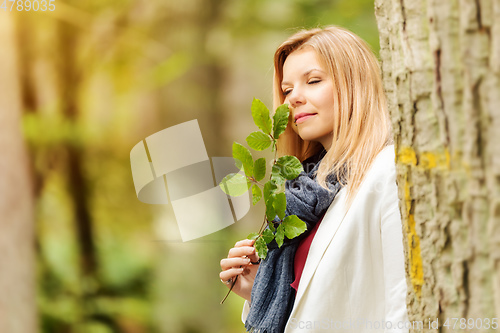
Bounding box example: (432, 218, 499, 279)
(375, 0, 500, 330)
(0, 13, 37, 333)
(57, 20, 99, 280)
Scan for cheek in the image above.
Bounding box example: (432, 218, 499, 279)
(318, 83, 336, 107)
(326, 107, 336, 125)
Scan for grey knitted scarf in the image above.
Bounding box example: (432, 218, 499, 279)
(244, 150, 343, 333)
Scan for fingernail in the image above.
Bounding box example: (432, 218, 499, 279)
(244, 258, 251, 263)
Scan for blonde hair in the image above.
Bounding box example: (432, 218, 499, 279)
(273, 26, 392, 207)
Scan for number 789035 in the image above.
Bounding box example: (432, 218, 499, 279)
(1, 0, 56, 11)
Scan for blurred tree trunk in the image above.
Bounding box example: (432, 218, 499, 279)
(375, 0, 500, 329)
(57, 21, 99, 280)
(0, 13, 37, 333)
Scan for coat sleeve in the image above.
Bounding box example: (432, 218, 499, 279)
(379, 166, 409, 333)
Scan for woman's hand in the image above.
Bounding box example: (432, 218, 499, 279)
(219, 239, 260, 302)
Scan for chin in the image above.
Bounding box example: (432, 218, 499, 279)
(297, 130, 318, 142)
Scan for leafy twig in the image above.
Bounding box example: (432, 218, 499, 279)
(219, 99, 307, 303)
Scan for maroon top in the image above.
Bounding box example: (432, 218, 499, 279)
(290, 216, 324, 292)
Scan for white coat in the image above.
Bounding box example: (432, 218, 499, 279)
(242, 145, 409, 332)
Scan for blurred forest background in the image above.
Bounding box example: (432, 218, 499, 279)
(1, 0, 380, 332)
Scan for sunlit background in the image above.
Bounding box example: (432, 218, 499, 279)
(2, 0, 379, 332)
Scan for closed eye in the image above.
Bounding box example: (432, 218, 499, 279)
(308, 79, 321, 85)
(282, 89, 292, 96)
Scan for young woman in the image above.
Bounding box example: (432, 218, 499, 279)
(219, 26, 409, 333)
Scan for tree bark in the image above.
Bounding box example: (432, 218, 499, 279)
(375, 0, 500, 330)
(0, 12, 37, 333)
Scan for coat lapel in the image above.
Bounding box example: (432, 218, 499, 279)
(292, 186, 350, 307)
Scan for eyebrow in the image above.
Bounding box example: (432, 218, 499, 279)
(281, 68, 326, 86)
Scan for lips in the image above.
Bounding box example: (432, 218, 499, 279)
(294, 112, 317, 124)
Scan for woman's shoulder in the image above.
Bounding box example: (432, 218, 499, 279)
(367, 144, 396, 174)
(360, 145, 397, 191)
(374, 144, 396, 166)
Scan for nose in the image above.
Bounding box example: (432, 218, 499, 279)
(287, 88, 305, 108)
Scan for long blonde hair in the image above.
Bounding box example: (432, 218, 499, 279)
(273, 26, 392, 207)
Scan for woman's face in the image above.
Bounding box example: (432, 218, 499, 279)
(281, 48, 336, 151)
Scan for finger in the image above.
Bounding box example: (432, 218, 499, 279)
(247, 251, 260, 263)
(234, 239, 255, 247)
(228, 246, 256, 258)
(220, 257, 251, 270)
(219, 267, 244, 281)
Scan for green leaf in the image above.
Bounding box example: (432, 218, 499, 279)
(219, 173, 251, 197)
(273, 104, 290, 139)
(276, 224, 285, 248)
(273, 192, 286, 220)
(234, 159, 243, 171)
(271, 165, 286, 185)
(252, 185, 262, 205)
(246, 131, 272, 151)
(266, 206, 276, 223)
(263, 181, 277, 203)
(254, 158, 266, 182)
(265, 194, 276, 222)
(268, 221, 275, 232)
(255, 236, 268, 259)
(262, 229, 274, 243)
(247, 232, 259, 240)
(275, 155, 303, 180)
(233, 142, 253, 177)
(283, 215, 307, 239)
(251, 99, 272, 135)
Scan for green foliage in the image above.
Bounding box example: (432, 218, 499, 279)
(263, 181, 277, 203)
(232, 142, 254, 177)
(220, 173, 251, 196)
(271, 165, 286, 186)
(275, 156, 303, 180)
(276, 224, 285, 248)
(265, 201, 276, 222)
(219, 99, 308, 260)
(273, 192, 286, 220)
(272, 104, 290, 139)
(247, 232, 260, 240)
(262, 229, 274, 243)
(268, 220, 275, 232)
(252, 185, 262, 205)
(36, 153, 156, 333)
(247, 131, 272, 151)
(254, 236, 268, 259)
(251, 98, 272, 135)
(283, 215, 307, 239)
(254, 158, 267, 181)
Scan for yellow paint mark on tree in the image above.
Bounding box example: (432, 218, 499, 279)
(398, 146, 450, 170)
(420, 150, 450, 169)
(397, 146, 450, 298)
(404, 174, 424, 299)
(419, 152, 437, 169)
(407, 214, 424, 298)
(399, 146, 417, 166)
